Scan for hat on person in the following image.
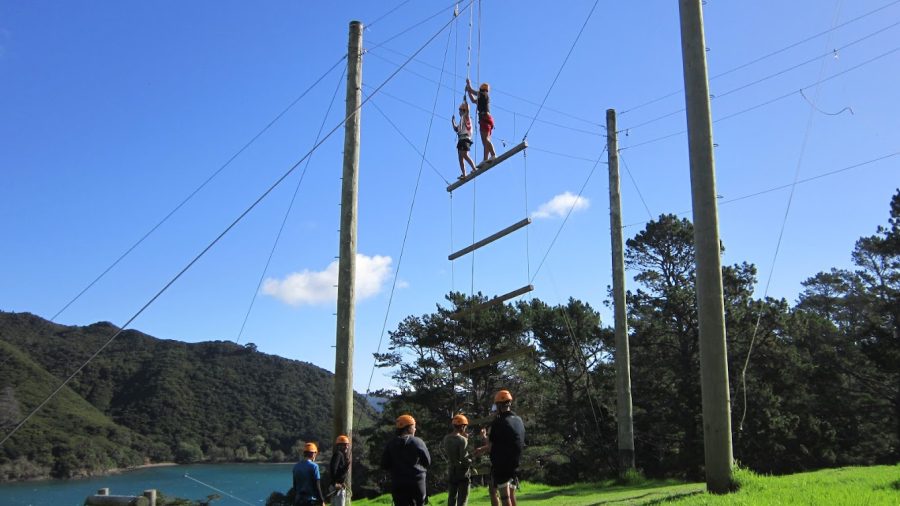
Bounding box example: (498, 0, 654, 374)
(396, 414, 416, 429)
(335, 435, 350, 445)
(451, 414, 469, 426)
(304, 442, 318, 453)
(494, 389, 513, 403)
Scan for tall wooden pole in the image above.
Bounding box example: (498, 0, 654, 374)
(334, 19, 362, 498)
(677, 0, 734, 493)
(606, 109, 636, 473)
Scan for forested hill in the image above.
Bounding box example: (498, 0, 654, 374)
(0, 311, 374, 481)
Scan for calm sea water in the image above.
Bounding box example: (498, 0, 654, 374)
(0, 463, 295, 506)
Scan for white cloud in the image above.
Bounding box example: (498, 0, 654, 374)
(531, 192, 590, 219)
(262, 254, 392, 306)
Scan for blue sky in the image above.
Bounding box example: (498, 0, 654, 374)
(1, 1, 898, 394)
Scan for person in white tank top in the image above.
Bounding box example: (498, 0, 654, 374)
(452, 101, 477, 179)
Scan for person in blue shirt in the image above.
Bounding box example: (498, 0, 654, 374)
(292, 442, 326, 506)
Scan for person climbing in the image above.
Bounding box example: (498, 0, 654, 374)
(292, 442, 326, 506)
(381, 414, 431, 506)
(329, 435, 351, 506)
(475, 390, 525, 506)
(442, 414, 473, 506)
(465, 78, 497, 165)
(452, 101, 477, 179)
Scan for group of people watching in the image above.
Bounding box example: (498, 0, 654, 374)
(291, 389, 525, 506)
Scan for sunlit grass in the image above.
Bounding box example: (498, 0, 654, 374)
(352, 464, 899, 505)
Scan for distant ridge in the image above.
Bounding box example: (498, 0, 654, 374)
(0, 311, 375, 481)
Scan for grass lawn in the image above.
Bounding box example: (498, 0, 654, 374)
(352, 464, 899, 505)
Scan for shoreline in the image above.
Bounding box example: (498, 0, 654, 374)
(1, 461, 294, 484)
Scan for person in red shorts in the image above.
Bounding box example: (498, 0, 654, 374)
(465, 78, 497, 165)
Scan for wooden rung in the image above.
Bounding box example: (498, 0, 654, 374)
(446, 140, 528, 192)
(448, 218, 531, 261)
(452, 346, 535, 374)
(448, 284, 534, 320)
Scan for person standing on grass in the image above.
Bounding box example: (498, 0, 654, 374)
(443, 414, 473, 506)
(476, 390, 525, 506)
(382, 414, 431, 506)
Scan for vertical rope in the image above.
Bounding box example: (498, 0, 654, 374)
(470, 175, 477, 298)
(477, 0, 482, 82)
(450, 193, 455, 291)
(524, 147, 531, 282)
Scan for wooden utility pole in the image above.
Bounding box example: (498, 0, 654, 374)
(606, 109, 635, 472)
(677, 0, 734, 493)
(334, 19, 362, 499)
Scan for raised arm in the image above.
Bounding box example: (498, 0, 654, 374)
(465, 78, 478, 104)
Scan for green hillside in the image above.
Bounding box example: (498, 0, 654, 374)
(0, 311, 374, 481)
(0, 339, 147, 480)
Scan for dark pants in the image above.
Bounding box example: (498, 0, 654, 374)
(391, 482, 426, 506)
(447, 477, 469, 506)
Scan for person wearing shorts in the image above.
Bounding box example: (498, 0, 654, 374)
(465, 78, 497, 165)
(452, 102, 476, 178)
(475, 390, 524, 506)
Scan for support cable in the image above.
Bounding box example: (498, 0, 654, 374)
(620, 152, 899, 230)
(549, 267, 604, 432)
(367, 0, 415, 30)
(620, 43, 900, 152)
(235, 67, 347, 344)
(620, 0, 900, 115)
(364, 44, 602, 129)
(740, 0, 847, 431)
(359, 61, 605, 138)
(617, 151, 655, 221)
(1, 6, 467, 447)
(367, 0, 463, 51)
(47, 55, 347, 324)
(183, 474, 255, 506)
(367, 99, 450, 186)
(530, 147, 607, 283)
(522, 0, 601, 139)
(620, 20, 900, 134)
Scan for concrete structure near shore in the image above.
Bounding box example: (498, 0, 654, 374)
(85, 487, 156, 506)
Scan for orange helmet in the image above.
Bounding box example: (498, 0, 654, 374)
(451, 414, 469, 426)
(335, 435, 350, 445)
(396, 414, 416, 429)
(304, 442, 318, 453)
(494, 390, 513, 403)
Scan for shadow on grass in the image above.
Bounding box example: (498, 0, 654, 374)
(516, 483, 704, 504)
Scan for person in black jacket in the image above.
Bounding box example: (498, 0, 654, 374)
(329, 435, 351, 506)
(381, 414, 431, 506)
(476, 390, 524, 506)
